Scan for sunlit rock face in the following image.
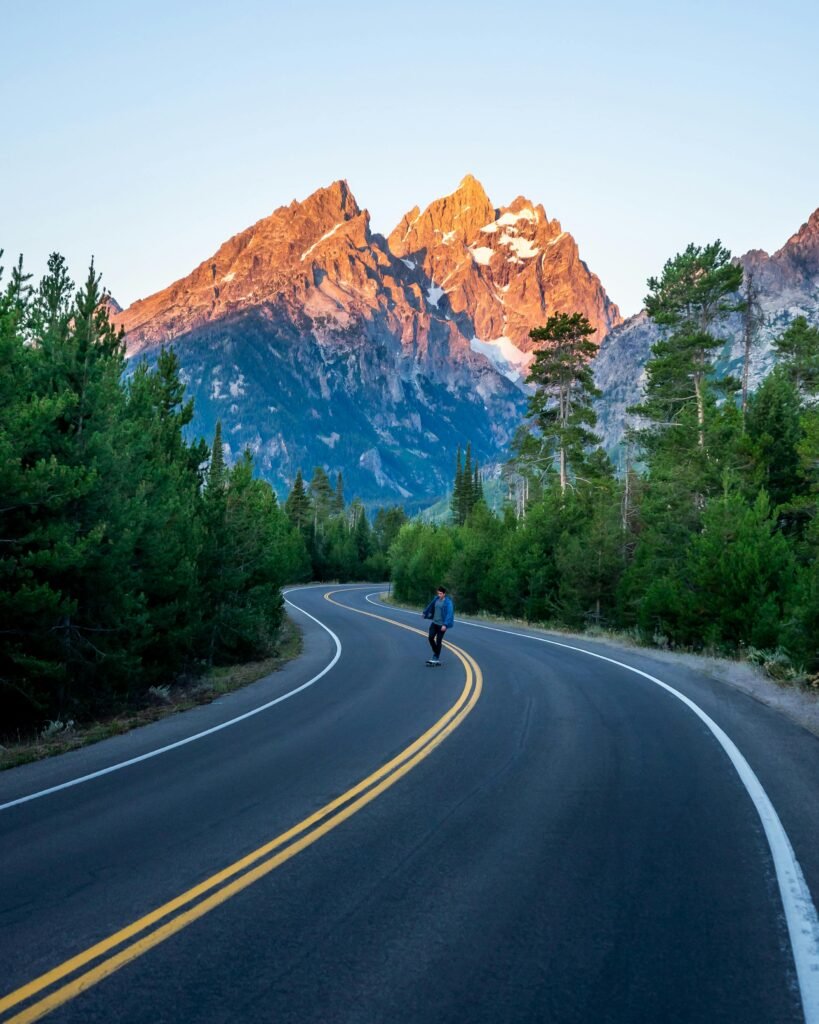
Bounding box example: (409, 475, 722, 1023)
(114, 176, 618, 506)
(389, 173, 621, 369)
(592, 208, 819, 456)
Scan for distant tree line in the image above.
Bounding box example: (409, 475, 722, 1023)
(390, 243, 819, 675)
(283, 466, 406, 582)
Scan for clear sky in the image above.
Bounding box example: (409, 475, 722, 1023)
(2, 0, 817, 318)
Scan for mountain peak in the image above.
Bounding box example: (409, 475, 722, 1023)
(768, 205, 819, 285)
(454, 173, 492, 208)
(297, 179, 359, 216)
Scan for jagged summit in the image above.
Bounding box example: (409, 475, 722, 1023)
(742, 205, 819, 294)
(388, 175, 619, 359)
(112, 176, 622, 504)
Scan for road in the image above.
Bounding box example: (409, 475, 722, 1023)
(1, 584, 818, 1024)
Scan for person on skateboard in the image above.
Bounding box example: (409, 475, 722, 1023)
(422, 586, 454, 666)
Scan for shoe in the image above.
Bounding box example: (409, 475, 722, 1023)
(428, 658, 440, 665)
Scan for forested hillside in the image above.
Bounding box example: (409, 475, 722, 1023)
(390, 243, 819, 676)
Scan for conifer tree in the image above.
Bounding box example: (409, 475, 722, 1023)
(308, 466, 334, 530)
(333, 471, 345, 515)
(639, 241, 743, 448)
(285, 469, 312, 530)
(523, 312, 601, 493)
(450, 444, 464, 524)
(773, 316, 819, 395)
(351, 499, 372, 565)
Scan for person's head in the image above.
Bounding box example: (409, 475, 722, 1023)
(436, 586, 447, 598)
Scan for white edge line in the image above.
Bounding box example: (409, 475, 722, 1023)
(366, 591, 819, 1023)
(0, 589, 341, 813)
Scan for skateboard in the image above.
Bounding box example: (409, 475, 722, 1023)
(425, 659, 442, 667)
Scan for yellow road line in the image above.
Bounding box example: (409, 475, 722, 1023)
(1, 590, 482, 1023)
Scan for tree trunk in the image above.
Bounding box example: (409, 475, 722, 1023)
(741, 271, 758, 425)
(694, 372, 705, 448)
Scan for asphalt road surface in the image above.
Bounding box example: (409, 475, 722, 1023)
(2, 584, 819, 1024)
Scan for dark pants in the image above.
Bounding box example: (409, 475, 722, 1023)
(428, 624, 445, 659)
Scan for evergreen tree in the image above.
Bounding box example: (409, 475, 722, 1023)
(372, 506, 407, 554)
(123, 350, 207, 675)
(199, 448, 291, 663)
(639, 241, 743, 448)
(351, 500, 373, 566)
(333, 471, 345, 515)
(773, 316, 819, 395)
(450, 445, 464, 524)
(284, 469, 312, 530)
(684, 489, 796, 649)
(308, 466, 334, 531)
(522, 312, 601, 493)
(745, 369, 805, 511)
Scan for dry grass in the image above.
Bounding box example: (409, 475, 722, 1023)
(0, 620, 303, 772)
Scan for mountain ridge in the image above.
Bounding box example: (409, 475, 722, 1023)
(113, 176, 620, 506)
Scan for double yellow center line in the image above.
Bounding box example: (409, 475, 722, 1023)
(0, 589, 482, 1023)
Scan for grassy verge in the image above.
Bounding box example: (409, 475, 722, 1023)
(0, 618, 303, 772)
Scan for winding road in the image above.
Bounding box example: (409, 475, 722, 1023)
(2, 584, 819, 1024)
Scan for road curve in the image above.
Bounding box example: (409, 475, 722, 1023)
(1, 584, 818, 1024)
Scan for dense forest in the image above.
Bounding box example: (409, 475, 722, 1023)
(0, 252, 400, 737)
(391, 244, 819, 677)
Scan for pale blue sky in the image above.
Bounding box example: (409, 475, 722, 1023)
(2, 0, 817, 317)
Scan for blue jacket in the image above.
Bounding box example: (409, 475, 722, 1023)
(423, 595, 454, 629)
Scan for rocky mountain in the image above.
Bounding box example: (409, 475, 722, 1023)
(389, 174, 619, 379)
(592, 208, 819, 458)
(115, 176, 620, 508)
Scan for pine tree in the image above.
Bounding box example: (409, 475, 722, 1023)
(773, 316, 819, 396)
(685, 488, 796, 649)
(209, 420, 226, 487)
(333, 471, 345, 515)
(308, 466, 334, 530)
(450, 445, 464, 524)
(523, 312, 601, 493)
(639, 241, 743, 449)
(351, 500, 373, 565)
(285, 469, 312, 530)
(745, 368, 805, 511)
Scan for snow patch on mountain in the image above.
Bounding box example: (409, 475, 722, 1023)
(501, 234, 539, 259)
(470, 335, 533, 384)
(470, 246, 495, 266)
(497, 209, 536, 225)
